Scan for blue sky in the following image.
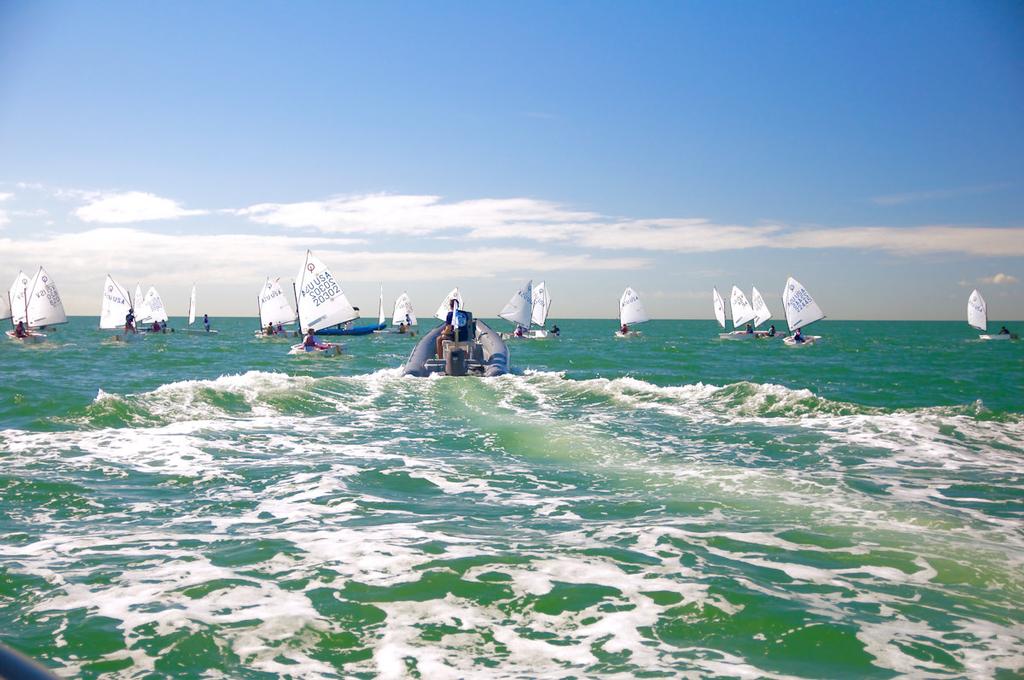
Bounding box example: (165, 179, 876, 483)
(1, 0, 1022, 320)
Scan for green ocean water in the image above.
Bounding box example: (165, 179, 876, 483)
(1, 317, 1022, 678)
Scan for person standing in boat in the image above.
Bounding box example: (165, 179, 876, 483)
(203, 313, 210, 332)
(125, 308, 136, 333)
(436, 298, 458, 358)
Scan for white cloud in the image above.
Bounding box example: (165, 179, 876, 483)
(0, 211, 8, 228)
(235, 192, 1024, 257)
(0, 227, 647, 312)
(235, 193, 601, 237)
(979, 273, 1019, 285)
(0, 192, 13, 202)
(74, 191, 209, 223)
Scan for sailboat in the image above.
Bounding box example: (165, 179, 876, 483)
(434, 288, 463, 321)
(180, 284, 218, 334)
(6, 267, 67, 342)
(391, 292, 417, 334)
(781, 276, 824, 346)
(318, 284, 387, 336)
(523, 280, 556, 338)
(615, 287, 649, 337)
(136, 286, 169, 332)
(968, 289, 1016, 340)
(289, 250, 354, 354)
(498, 280, 533, 339)
(712, 287, 726, 335)
(720, 286, 756, 339)
(750, 286, 776, 338)
(100, 274, 142, 342)
(255, 277, 298, 338)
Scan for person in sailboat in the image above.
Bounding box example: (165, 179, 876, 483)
(514, 324, 525, 338)
(745, 322, 754, 334)
(13, 320, 27, 338)
(550, 323, 560, 336)
(436, 298, 459, 359)
(160, 320, 168, 333)
(398, 321, 408, 334)
(620, 323, 629, 335)
(303, 327, 330, 351)
(999, 325, 1011, 335)
(125, 308, 136, 333)
(203, 313, 211, 332)
(792, 327, 805, 344)
(151, 321, 161, 333)
(767, 324, 776, 337)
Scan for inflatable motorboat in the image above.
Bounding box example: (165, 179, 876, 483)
(402, 311, 509, 377)
(317, 321, 386, 336)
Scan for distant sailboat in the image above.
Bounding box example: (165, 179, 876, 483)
(968, 289, 1015, 341)
(524, 280, 555, 338)
(781, 276, 824, 346)
(255, 277, 297, 337)
(498, 280, 533, 338)
(100, 274, 141, 342)
(712, 287, 726, 331)
(434, 288, 463, 321)
(181, 284, 218, 334)
(615, 287, 649, 337)
(392, 292, 417, 333)
(137, 286, 169, 331)
(750, 286, 776, 338)
(720, 285, 756, 339)
(7, 267, 67, 342)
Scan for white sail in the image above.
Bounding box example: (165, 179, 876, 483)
(392, 292, 417, 326)
(100, 275, 133, 330)
(138, 287, 169, 324)
(8, 271, 31, 324)
(712, 287, 726, 328)
(619, 287, 649, 325)
(188, 285, 197, 326)
(25, 267, 67, 327)
(434, 287, 463, 320)
(751, 286, 772, 327)
(134, 284, 143, 312)
(499, 280, 533, 328)
(531, 281, 552, 327)
(730, 286, 755, 328)
(258, 277, 296, 328)
(377, 285, 385, 326)
(967, 289, 987, 331)
(295, 250, 358, 331)
(781, 276, 825, 332)
(0, 288, 10, 321)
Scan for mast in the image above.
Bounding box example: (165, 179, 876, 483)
(293, 281, 302, 331)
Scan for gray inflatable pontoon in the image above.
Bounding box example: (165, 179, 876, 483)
(402, 314, 509, 377)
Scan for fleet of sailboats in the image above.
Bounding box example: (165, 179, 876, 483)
(3, 266, 1019, 352)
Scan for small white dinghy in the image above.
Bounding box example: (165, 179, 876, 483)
(526, 280, 557, 338)
(100, 274, 143, 343)
(6, 267, 66, 343)
(289, 250, 358, 356)
(781, 276, 824, 346)
(390, 291, 418, 335)
(720, 285, 757, 339)
(968, 289, 1016, 340)
(750, 286, 778, 339)
(498, 280, 534, 340)
(180, 284, 219, 334)
(615, 287, 648, 337)
(254, 277, 299, 338)
(137, 286, 170, 333)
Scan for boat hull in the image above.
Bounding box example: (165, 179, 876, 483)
(318, 322, 387, 336)
(5, 330, 46, 343)
(289, 343, 342, 356)
(614, 331, 642, 338)
(402, 320, 508, 377)
(979, 334, 1015, 341)
(783, 335, 822, 346)
(719, 331, 756, 340)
